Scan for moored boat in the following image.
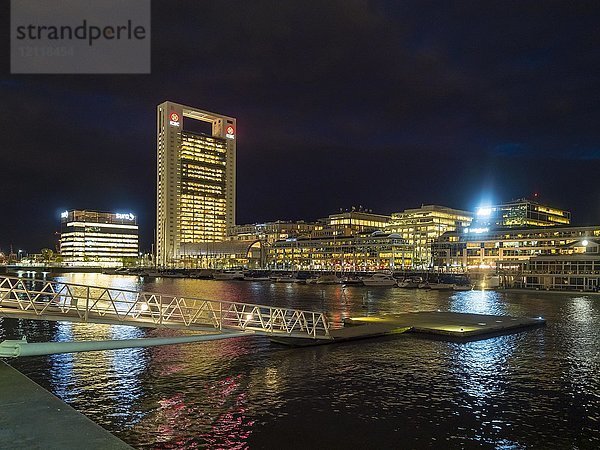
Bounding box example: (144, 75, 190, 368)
(361, 273, 397, 287)
(398, 276, 422, 288)
(315, 274, 342, 285)
(452, 284, 473, 291)
(428, 282, 455, 290)
(213, 270, 245, 280)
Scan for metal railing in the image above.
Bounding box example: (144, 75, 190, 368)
(0, 276, 331, 340)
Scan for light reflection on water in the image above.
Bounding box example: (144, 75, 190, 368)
(3, 274, 600, 448)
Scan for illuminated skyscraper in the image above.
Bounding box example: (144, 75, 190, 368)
(156, 101, 236, 266)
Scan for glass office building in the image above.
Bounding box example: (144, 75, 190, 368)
(59, 210, 139, 267)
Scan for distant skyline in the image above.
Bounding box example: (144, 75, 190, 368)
(1, 1, 599, 252)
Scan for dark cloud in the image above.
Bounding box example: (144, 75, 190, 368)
(1, 0, 600, 252)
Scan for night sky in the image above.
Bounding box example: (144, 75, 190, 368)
(1, 1, 600, 252)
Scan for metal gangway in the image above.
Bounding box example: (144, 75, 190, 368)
(0, 276, 331, 356)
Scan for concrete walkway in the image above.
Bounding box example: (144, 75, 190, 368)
(0, 361, 132, 449)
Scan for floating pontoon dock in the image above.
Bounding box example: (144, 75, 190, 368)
(271, 311, 545, 346)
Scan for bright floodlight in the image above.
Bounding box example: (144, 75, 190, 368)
(476, 207, 492, 217)
(582, 240, 589, 246)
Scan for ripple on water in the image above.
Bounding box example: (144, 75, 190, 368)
(4, 275, 600, 448)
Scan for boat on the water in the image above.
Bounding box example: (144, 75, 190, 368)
(243, 275, 271, 281)
(398, 276, 422, 288)
(342, 275, 363, 286)
(428, 282, 455, 290)
(452, 284, 473, 291)
(315, 274, 342, 285)
(213, 270, 245, 280)
(361, 273, 397, 287)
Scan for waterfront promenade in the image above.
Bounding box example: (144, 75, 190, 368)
(0, 361, 131, 449)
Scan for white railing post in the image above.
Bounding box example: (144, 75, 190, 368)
(219, 302, 222, 331)
(159, 295, 163, 327)
(84, 287, 89, 322)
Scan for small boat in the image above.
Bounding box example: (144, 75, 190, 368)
(452, 284, 473, 291)
(161, 271, 184, 278)
(243, 275, 271, 281)
(398, 276, 422, 288)
(243, 270, 271, 281)
(428, 282, 455, 290)
(213, 270, 245, 280)
(144, 270, 163, 277)
(271, 274, 298, 283)
(361, 273, 397, 287)
(342, 276, 363, 286)
(315, 275, 342, 285)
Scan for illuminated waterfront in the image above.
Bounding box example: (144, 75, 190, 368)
(2, 274, 599, 448)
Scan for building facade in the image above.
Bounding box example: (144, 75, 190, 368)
(156, 101, 236, 266)
(473, 198, 570, 229)
(59, 210, 139, 267)
(386, 205, 472, 269)
(433, 225, 600, 272)
(268, 232, 413, 271)
(521, 239, 600, 291)
(228, 220, 317, 244)
(321, 210, 390, 234)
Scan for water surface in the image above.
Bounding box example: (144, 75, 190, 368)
(3, 274, 599, 448)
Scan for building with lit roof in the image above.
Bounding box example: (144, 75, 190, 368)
(228, 220, 318, 244)
(321, 209, 390, 234)
(59, 210, 139, 267)
(268, 231, 413, 271)
(156, 101, 236, 267)
(473, 198, 570, 229)
(386, 205, 472, 269)
(432, 225, 600, 273)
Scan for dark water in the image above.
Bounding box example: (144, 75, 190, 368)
(2, 273, 599, 449)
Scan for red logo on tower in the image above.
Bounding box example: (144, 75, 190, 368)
(226, 125, 235, 139)
(169, 112, 181, 127)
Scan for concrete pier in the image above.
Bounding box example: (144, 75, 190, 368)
(0, 361, 132, 449)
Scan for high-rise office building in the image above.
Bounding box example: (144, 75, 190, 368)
(156, 101, 236, 266)
(59, 210, 139, 267)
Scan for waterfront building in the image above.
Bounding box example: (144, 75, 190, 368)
(432, 225, 600, 273)
(473, 198, 570, 229)
(321, 209, 390, 234)
(59, 210, 139, 267)
(386, 205, 472, 269)
(228, 220, 318, 244)
(179, 240, 264, 269)
(521, 239, 600, 291)
(268, 231, 413, 271)
(156, 101, 236, 267)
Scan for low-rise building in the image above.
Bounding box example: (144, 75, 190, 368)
(322, 209, 390, 234)
(228, 220, 317, 243)
(433, 225, 600, 273)
(268, 231, 413, 271)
